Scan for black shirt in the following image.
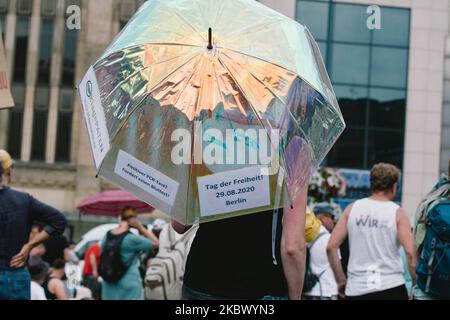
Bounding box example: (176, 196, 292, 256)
(42, 235, 69, 266)
(184, 210, 287, 299)
(0, 187, 67, 270)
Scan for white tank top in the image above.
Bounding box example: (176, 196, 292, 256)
(346, 198, 405, 296)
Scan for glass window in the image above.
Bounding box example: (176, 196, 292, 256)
(367, 129, 404, 169)
(327, 128, 365, 169)
(370, 47, 408, 88)
(61, 28, 78, 86)
(369, 88, 406, 130)
(372, 7, 410, 47)
(37, 18, 54, 84)
(55, 90, 74, 162)
(332, 3, 371, 44)
(331, 43, 370, 85)
(31, 87, 49, 161)
(13, 17, 30, 83)
(334, 85, 368, 127)
(296, 1, 329, 41)
(7, 85, 25, 158)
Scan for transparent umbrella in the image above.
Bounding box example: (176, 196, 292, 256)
(78, 0, 345, 225)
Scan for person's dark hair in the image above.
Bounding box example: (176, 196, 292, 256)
(52, 259, 66, 270)
(370, 163, 401, 193)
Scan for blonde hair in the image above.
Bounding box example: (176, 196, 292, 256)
(121, 207, 137, 221)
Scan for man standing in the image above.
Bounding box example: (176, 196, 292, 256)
(0, 149, 67, 300)
(327, 163, 416, 300)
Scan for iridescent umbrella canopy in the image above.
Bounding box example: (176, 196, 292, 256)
(78, 0, 345, 225)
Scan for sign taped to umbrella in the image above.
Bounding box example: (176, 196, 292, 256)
(78, 0, 345, 225)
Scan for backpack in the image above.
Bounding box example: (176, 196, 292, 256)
(303, 232, 327, 294)
(99, 231, 131, 283)
(416, 200, 450, 299)
(144, 224, 197, 300)
(414, 177, 450, 250)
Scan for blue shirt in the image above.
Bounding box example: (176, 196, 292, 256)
(0, 187, 67, 270)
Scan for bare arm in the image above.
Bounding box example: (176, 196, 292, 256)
(137, 223, 160, 248)
(49, 279, 68, 300)
(89, 253, 98, 278)
(397, 207, 416, 284)
(10, 231, 50, 268)
(281, 187, 307, 300)
(327, 204, 352, 299)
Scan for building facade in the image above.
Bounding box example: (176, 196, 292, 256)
(0, 0, 448, 221)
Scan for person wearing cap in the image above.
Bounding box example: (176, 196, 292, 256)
(0, 149, 67, 300)
(28, 256, 49, 300)
(303, 210, 339, 300)
(314, 203, 350, 276)
(313, 203, 336, 233)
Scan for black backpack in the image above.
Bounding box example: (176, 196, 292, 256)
(303, 232, 327, 293)
(99, 231, 132, 283)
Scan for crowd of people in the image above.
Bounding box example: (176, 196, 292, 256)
(0, 147, 447, 300)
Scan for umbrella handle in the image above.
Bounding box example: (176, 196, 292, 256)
(207, 28, 213, 50)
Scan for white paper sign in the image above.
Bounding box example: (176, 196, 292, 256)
(197, 167, 270, 217)
(78, 66, 110, 170)
(115, 150, 179, 207)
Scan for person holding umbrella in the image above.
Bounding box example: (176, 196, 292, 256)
(75, 0, 345, 301)
(174, 188, 308, 300)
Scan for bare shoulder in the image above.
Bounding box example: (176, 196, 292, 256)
(341, 202, 355, 220)
(396, 206, 409, 222)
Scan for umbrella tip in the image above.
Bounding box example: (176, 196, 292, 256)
(207, 27, 213, 50)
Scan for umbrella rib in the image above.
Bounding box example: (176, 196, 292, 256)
(102, 47, 201, 102)
(171, 57, 205, 115)
(218, 46, 297, 76)
(222, 46, 327, 99)
(217, 50, 288, 116)
(216, 54, 269, 143)
(220, 18, 284, 42)
(174, 13, 206, 42)
(216, 54, 292, 174)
